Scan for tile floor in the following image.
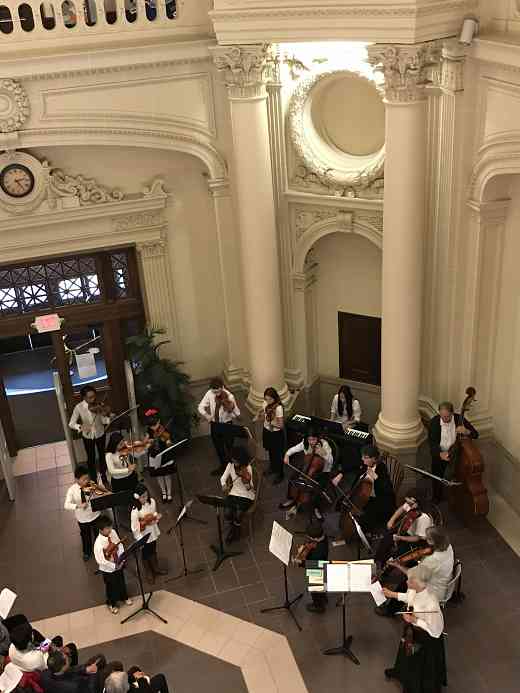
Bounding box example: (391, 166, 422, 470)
(3, 436, 520, 692)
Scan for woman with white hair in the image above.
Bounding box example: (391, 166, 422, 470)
(382, 568, 447, 692)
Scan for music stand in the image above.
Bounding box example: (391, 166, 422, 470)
(261, 521, 303, 631)
(350, 513, 373, 560)
(118, 535, 167, 625)
(91, 489, 135, 536)
(165, 501, 206, 582)
(196, 494, 242, 570)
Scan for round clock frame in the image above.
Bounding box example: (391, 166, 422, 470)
(0, 163, 35, 198)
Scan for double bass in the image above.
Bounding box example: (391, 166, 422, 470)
(448, 386, 489, 520)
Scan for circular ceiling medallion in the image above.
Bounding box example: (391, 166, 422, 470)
(289, 69, 385, 190)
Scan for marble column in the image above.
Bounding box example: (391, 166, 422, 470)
(136, 233, 180, 358)
(212, 44, 289, 410)
(368, 42, 440, 452)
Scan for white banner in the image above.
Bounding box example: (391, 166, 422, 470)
(76, 352, 97, 380)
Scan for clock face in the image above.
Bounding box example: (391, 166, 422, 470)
(0, 164, 35, 198)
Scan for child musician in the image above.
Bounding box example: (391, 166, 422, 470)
(144, 409, 175, 503)
(105, 432, 138, 493)
(130, 483, 167, 583)
(63, 464, 102, 562)
(94, 515, 133, 615)
(220, 447, 255, 544)
(293, 521, 329, 613)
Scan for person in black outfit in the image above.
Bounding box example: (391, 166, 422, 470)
(128, 666, 169, 693)
(41, 649, 99, 693)
(429, 401, 478, 503)
(294, 521, 329, 613)
(333, 445, 396, 534)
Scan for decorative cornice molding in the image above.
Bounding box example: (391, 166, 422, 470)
(288, 69, 385, 192)
(294, 205, 353, 240)
(0, 80, 29, 133)
(368, 41, 441, 104)
(20, 56, 211, 83)
(115, 210, 166, 233)
(210, 43, 274, 99)
(50, 168, 124, 206)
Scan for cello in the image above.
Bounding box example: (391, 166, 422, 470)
(287, 443, 326, 509)
(448, 386, 489, 521)
(338, 469, 375, 542)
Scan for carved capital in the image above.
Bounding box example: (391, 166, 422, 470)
(368, 42, 441, 104)
(136, 237, 167, 259)
(211, 44, 274, 100)
(439, 40, 466, 94)
(0, 80, 30, 133)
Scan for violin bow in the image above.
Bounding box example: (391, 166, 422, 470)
(405, 464, 462, 487)
(105, 404, 140, 432)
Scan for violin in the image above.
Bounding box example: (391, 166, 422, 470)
(235, 464, 252, 485)
(120, 440, 149, 456)
(216, 390, 236, 414)
(376, 544, 433, 584)
(103, 536, 122, 563)
(374, 503, 421, 566)
(83, 481, 109, 499)
(139, 512, 159, 531)
(398, 507, 421, 535)
(88, 395, 111, 417)
(293, 540, 317, 565)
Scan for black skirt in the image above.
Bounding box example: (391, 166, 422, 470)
(393, 625, 447, 693)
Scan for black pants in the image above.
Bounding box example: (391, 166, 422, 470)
(224, 495, 253, 525)
(102, 569, 128, 607)
(83, 436, 108, 484)
(263, 429, 285, 478)
(210, 422, 234, 469)
(149, 674, 169, 693)
(311, 592, 329, 610)
(78, 519, 97, 557)
(142, 540, 158, 561)
(432, 457, 449, 503)
(360, 498, 392, 534)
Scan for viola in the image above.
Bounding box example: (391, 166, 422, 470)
(293, 540, 317, 564)
(448, 386, 489, 520)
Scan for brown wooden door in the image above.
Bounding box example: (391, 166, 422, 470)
(338, 312, 381, 385)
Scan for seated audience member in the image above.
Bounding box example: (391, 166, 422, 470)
(8, 623, 48, 672)
(128, 667, 169, 693)
(104, 672, 130, 693)
(0, 620, 10, 658)
(40, 650, 98, 693)
(2, 616, 45, 647)
(95, 661, 123, 692)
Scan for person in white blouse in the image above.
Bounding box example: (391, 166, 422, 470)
(220, 447, 255, 543)
(130, 483, 167, 583)
(198, 377, 241, 476)
(375, 495, 433, 566)
(63, 464, 102, 561)
(279, 428, 334, 520)
(69, 386, 111, 486)
(330, 385, 361, 429)
(7, 622, 48, 672)
(383, 570, 447, 691)
(105, 432, 138, 493)
(93, 515, 133, 615)
(254, 387, 285, 485)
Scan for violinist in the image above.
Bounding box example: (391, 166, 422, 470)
(130, 483, 167, 583)
(375, 496, 432, 567)
(198, 377, 241, 477)
(332, 445, 396, 533)
(105, 432, 138, 494)
(63, 464, 103, 562)
(145, 409, 175, 503)
(220, 447, 255, 544)
(254, 387, 285, 485)
(69, 386, 111, 487)
(293, 521, 329, 614)
(429, 400, 478, 503)
(279, 427, 333, 519)
(93, 515, 133, 615)
(383, 570, 447, 693)
(376, 526, 454, 617)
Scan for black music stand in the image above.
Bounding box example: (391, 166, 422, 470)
(119, 535, 167, 625)
(165, 501, 206, 581)
(196, 494, 242, 571)
(261, 563, 303, 631)
(323, 592, 359, 665)
(91, 489, 135, 536)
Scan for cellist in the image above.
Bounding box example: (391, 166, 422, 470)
(332, 445, 396, 533)
(279, 427, 333, 519)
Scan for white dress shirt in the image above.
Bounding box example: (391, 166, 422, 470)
(330, 395, 361, 425)
(131, 498, 160, 543)
(106, 452, 132, 480)
(220, 463, 255, 501)
(286, 439, 334, 473)
(409, 545, 454, 601)
(439, 417, 456, 452)
(94, 529, 124, 573)
(63, 482, 101, 524)
(69, 400, 110, 440)
(198, 389, 240, 423)
(8, 645, 47, 672)
(263, 403, 284, 432)
(397, 587, 444, 638)
(407, 513, 433, 539)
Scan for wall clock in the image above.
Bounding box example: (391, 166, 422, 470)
(0, 163, 35, 198)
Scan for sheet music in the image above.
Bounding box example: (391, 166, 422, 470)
(268, 521, 293, 566)
(369, 580, 387, 606)
(324, 563, 373, 593)
(349, 563, 372, 592)
(0, 587, 16, 619)
(326, 563, 349, 592)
